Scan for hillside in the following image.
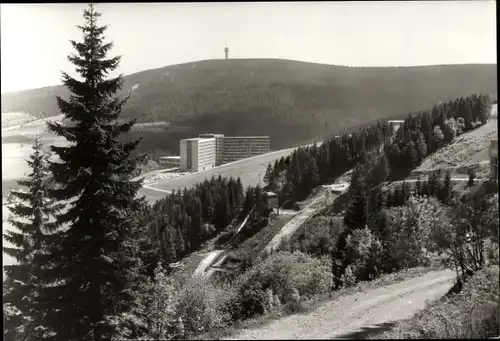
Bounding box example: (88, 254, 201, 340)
(2, 59, 497, 151)
(410, 104, 497, 179)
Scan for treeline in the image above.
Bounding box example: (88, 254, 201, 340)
(386, 93, 491, 179)
(264, 120, 395, 203)
(265, 94, 491, 205)
(143, 175, 273, 270)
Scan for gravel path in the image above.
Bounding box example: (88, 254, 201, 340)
(262, 194, 326, 255)
(192, 250, 224, 278)
(225, 269, 455, 340)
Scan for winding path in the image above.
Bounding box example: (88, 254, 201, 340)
(225, 269, 455, 340)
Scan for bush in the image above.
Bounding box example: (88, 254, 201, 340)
(383, 194, 446, 270)
(344, 227, 384, 282)
(234, 251, 333, 319)
(279, 216, 344, 257)
(174, 276, 237, 338)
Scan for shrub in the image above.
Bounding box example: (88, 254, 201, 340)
(280, 216, 344, 257)
(432, 191, 498, 277)
(234, 251, 333, 319)
(174, 276, 237, 338)
(344, 227, 384, 282)
(383, 194, 446, 270)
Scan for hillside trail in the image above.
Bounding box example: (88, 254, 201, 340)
(225, 269, 455, 340)
(261, 192, 327, 255)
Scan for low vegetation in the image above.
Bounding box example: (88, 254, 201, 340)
(373, 266, 499, 339)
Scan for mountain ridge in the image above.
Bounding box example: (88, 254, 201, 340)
(2, 59, 497, 152)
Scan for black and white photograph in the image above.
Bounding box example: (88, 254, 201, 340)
(1, 1, 498, 340)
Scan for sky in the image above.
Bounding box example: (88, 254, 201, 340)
(1, 1, 496, 94)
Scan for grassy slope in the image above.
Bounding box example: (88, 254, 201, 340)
(410, 111, 497, 179)
(2, 60, 497, 151)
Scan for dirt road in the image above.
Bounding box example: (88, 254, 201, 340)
(192, 250, 224, 278)
(262, 193, 327, 255)
(225, 269, 456, 340)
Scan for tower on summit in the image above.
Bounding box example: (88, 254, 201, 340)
(224, 41, 229, 60)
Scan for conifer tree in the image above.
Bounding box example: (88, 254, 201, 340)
(3, 139, 61, 341)
(263, 163, 273, 189)
(308, 156, 320, 189)
(468, 168, 476, 188)
(440, 170, 452, 203)
(44, 4, 144, 340)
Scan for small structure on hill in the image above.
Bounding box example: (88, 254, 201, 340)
(490, 139, 498, 180)
(263, 191, 279, 217)
(388, 120, 405, 133)
(323, 183, 350, 195)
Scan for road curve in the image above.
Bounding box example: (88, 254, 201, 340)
(225, 269, 455, 340)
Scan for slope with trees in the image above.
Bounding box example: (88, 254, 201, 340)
(2, 60, 496, 152)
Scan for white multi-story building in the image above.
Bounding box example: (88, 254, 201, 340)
(180, 137, 216, 172)
(222, 136, 271, 163)
(199, 133, 225, 166)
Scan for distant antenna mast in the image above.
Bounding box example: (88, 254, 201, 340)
(224, 40, 229, 60)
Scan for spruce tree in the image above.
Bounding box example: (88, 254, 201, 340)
(263, 163, 273, 189)
(440, 170, 452, 203)
(3, 139, 61, 341)
(45, 4, 144, 340)
(468, 168, 476, 188)
(309, 156, 320, 188)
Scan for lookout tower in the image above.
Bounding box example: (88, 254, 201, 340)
(224, 41, 229, 60)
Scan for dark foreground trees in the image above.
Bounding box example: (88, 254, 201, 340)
(3, 139, 60, 341)
(42, 4, 145, 340)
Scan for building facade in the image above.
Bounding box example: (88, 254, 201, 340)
(159, 156, 181, 168)
(199, 133, 225, 166)
(180, 137, 216, 172)
(222, 136, 271, 163)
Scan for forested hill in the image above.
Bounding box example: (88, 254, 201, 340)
(2, 59, 497, 149)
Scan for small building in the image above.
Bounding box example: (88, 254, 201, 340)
(263, 191, 279, 213)
(159, 156, 180, 168)
(490, 139, 498, 180)
(323, 183, 350, 195)
(388, 120, 405, 134)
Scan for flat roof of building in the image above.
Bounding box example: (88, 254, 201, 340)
(199, 133, 224, 137)
(159, 156, 181, 160)
(181, 137, 215, 142)
(224, 136, 270, 139)
(264, 191, 278, 197)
